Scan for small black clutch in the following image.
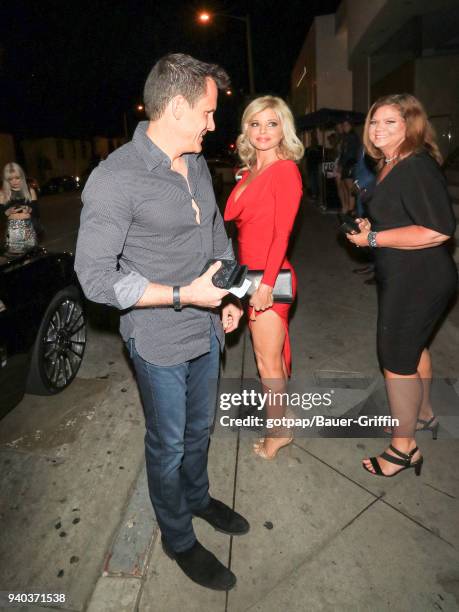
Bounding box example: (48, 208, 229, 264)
(200, 259, 248, 289)
(246, 269, 293, 303)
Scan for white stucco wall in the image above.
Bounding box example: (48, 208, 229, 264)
(345, 0, 387, 59)
(315, 15, 352, 110)
(415, 55, 459, 158)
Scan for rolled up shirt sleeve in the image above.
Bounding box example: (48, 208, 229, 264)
(75, 167, 149, 310)
(213, 206, 234, 260)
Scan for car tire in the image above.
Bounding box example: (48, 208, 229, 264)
(27, 287, 87, 395)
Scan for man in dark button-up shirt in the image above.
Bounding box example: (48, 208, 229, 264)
(75, 53, 248, 591)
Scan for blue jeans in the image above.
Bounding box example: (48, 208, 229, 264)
(128, 330, 220, 552)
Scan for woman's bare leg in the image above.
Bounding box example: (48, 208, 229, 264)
(417, 348, 434, 422)
(249, 310, 292, 457)
(335, 175, 347, 213)
(363, 368, 422, 475)
(344, 178, 355, 213)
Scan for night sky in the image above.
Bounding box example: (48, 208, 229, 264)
(2, 0, 340, 151)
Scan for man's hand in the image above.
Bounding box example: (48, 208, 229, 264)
(222, 301, 243, 333)
(181, 261, 229, 308)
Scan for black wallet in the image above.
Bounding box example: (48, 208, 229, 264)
(246, 269, 293, 304)
(200, 259, 248, 289)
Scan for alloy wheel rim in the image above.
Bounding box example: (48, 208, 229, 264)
(42, 299, 86, 389)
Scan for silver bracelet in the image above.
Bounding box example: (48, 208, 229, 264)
(367, 231, 378, 248)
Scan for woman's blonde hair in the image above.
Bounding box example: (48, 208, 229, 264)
(363, 93, 442, 169)
(2, 162, 32, 202)
(237, 96, 304, 167)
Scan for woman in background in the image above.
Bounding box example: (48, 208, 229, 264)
(0, 162, 38, 253)
(225, 96, 303, 459)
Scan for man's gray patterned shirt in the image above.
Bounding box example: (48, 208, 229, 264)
(75, 121, 233, 365)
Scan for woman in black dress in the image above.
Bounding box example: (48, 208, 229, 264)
(347, 94, 457, 477)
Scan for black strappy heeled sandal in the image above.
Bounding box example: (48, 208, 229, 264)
(417, 416, 439, 440)
(384, 416, 439, 440)
(362, 444, 423, 478)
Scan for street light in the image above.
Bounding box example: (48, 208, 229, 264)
(197, 10, 255, 96)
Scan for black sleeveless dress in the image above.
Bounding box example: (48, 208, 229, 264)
(368, 151, 457, 375)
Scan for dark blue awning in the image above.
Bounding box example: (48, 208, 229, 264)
(296, 108, 366, 130)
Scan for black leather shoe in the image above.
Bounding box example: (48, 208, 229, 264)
(162, 538, 236, 591)
(193, 498, 250, 535)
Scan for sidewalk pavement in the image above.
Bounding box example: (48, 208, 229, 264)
(1, 200, 458, 611)
(87, 201, 459, 612)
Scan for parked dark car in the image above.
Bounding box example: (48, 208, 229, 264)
(41, 175, 80, 195)
(0, 247, 87, 418)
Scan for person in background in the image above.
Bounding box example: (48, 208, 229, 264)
(224, 96, 304, 460)
(326, 132, 339, 161)
(351, 146, 377, 283)
(347, 94, 456, 477)
(339, 120, 361, 215)
(334, 122, 346, 212)
(0, 162, 38, 253)
(305, 129, 321, 200)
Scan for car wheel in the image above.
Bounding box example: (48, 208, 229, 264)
(27, 287, 87, 395)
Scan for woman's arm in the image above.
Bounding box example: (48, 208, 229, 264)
(261, 162, 302, 286)
(378, 226, 450, 249)
(249, 162, 302, 316)
(347, 221, 450, 250)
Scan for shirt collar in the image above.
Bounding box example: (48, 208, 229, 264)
(132, 121, 200, 173)
(132, 121, 171, 171)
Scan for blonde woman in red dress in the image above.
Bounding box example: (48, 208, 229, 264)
(225, 96, 304, 459)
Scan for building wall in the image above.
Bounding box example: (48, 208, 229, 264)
(415, 55, 459, 158)
(21, 137, 92, 183)
(291, 23, 316, 117)
(315, 15, 352, 110)
(345, 0, 387, 60)
(0, 134, 16, 172)
(93, 136, 113, 160)
(352, 55, 370, 113)
(0, 134, 125, 184)
(371, 60, 415, 102)
(291, 15, 352, 119)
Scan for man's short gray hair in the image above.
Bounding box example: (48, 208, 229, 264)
(143, 53, 230, 121)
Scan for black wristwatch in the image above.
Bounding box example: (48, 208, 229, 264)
(173, 286, 182, 311)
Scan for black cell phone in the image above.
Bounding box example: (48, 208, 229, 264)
(200, 259, 247, 289)
(339, 214, 361, 235)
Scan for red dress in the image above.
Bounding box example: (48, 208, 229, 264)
(224, 159, 302, 375)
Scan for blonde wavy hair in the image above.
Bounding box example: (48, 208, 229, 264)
(236, 96, 304, 168)
(2, 162, 32, 202)
(363, 94, 442, 170)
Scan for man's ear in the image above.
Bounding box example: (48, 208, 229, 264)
(171, 95, 187, 120)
